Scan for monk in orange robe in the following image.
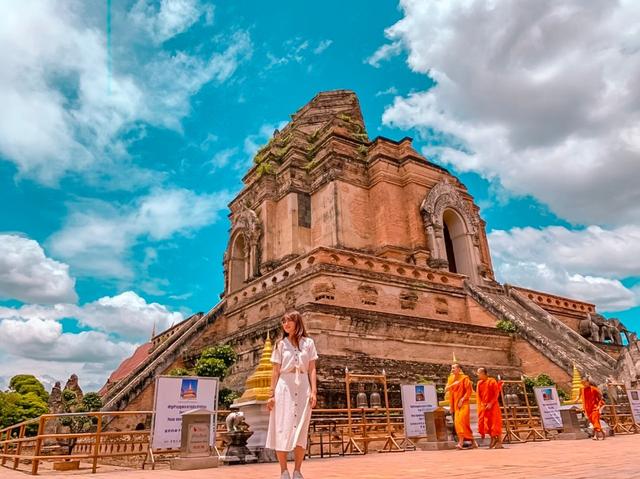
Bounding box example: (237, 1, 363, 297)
(580, 377, 605, 440)
(445, 364, 477, 449)
(476, 367, 503, 449)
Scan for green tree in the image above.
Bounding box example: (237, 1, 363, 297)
(199, 344, 237, 368)
(168, 367, 192, 377)
(194, 344, 237, 380)
(59, 390, 102, 455)
(194, 357, 227, 378)
(0, 392, 23, 429)
(0, 375, 49, 433)
(10, 375, 48, 401)
(218, 388, 241, 409)
(81, 392, 103, 412)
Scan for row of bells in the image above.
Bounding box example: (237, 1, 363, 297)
(355, 384, 383, 409)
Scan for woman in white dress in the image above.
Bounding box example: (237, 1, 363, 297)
(266, 310, 318, 479)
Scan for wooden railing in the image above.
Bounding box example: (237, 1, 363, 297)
(0, 411, 156, 475)
(0, 410, 234, 475)
(306, 408, 407, 457)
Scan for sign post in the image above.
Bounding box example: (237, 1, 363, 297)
(170, 408, 219, 470)
(627, 389, 640, 425)
(534, 386, 563, 431)
(400, 384, 438, 438)
(149, 376, 219, 456)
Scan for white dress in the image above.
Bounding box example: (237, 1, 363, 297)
(265, 336, 318, 451)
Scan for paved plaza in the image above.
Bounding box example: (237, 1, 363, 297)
(2, 435, 639, 479)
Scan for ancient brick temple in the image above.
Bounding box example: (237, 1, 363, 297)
(101, 90, 639, 413)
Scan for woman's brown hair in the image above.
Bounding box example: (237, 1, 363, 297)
(281, 310, 307, 346)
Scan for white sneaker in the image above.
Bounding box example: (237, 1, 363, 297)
(280, 471, 291, 479)
(292, 472, 304, 479)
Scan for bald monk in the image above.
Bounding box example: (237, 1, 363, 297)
(476, 368, 503, 449)
(580, 377, 606, 440)
(445, 364, 477, 449)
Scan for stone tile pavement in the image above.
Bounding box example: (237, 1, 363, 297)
(2, 435, 639, 479)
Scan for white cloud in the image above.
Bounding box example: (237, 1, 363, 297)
(313, 40, 333, 55)
(129, 0, 205, 44)
(489, 225, 640, 312)
(0, 320, 134, 363)
(0, 234, 77, 304)
(141, 31, 252, 130)
(266, 39, 311, 69)
(378, 0, 640, 226)
(0, 290, 182, 342)
(48, 188, 231, 278)
(366, 41, 402, 68)
(206, 147, 238, 173)
(0, 0, 251, 187)
(376, 86, 399, 97)
(79, 291, 183, 340)
(0, 289, 183, 390)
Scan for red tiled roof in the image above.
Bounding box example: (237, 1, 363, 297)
(99, 342, 152, 396)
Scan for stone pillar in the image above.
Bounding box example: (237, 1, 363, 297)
(170, 409, 219, 470)
(556, 407, 588, 440)
(416, 408, 456, 450)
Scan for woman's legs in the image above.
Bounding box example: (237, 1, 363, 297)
(276, 451, 288, 473)
(293, 445, 305, 472)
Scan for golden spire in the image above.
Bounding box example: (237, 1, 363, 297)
(569, 364, 583, 403)
(234, 334, 275, 403)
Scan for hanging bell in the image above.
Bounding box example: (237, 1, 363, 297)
(370, 383, 382, 409)
(356, 383, 368, 409)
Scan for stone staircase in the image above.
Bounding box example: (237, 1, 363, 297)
(465, 282, 616, 384)
(101, 302, 225, 412)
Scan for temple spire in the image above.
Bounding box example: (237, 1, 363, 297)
(234, 334, 275, 404)
(570, 364, 583, 403)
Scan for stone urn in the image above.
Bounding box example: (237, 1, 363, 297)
(221, 429, 257, 465)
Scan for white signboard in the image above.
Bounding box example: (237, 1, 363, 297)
(151, 376, 219, 450)
(400, 384, 438, 438)
(534, 386, 563, 430)
(627, 389, 640, 424)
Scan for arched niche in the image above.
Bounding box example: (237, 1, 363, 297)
(421, 179, 487, 284)
(224, 205, 263, 294)
(229, 233, 248, 292)
(442, 208, 475, 278)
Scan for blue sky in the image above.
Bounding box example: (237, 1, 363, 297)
(1, 0, 639, 391)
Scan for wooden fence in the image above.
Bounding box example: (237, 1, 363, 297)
(0, 410, 230, 475)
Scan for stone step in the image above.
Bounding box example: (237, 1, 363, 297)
(464, 281, 615, 384)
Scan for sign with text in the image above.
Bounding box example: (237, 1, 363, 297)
(151, 376, 219, 450)
(534, 386, 563, 430)
(187, 422, 210, 455)
(627, 389, 640, 424)
(400, 383, 438, 437)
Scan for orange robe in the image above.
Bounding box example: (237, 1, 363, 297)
(581, 385, 605, 432)
(450, 373, 473, 440)
(444, 373, 455, 404)
(477, 377, 503, 438)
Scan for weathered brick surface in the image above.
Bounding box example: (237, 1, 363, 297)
(104, 90, 631, 416)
